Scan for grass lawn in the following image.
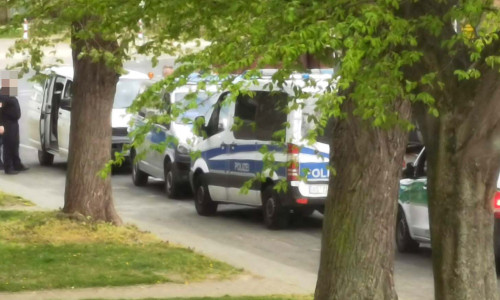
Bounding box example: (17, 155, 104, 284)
(0, 192, 34, 207)
(0, 209, 241, 292)
(0, 26, 22, 39)
(91, 296, 312, 300)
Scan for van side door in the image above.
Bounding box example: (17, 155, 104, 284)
(226, 93, 259, 205)
(39, 75, 57, 150)
(227, 91, 288, 205)
(199, 93, 233, 202)
(57, 79, 73, 155)
(406, 150, 430, 242)
(28, 78, 48, 149)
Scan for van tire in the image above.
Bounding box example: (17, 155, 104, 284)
(262, 185, 290, 229)
(38, 150, 54, 166)
(396, 208, 419, 253)
(194, 175, 217, 216)
(131, 153, 148, 186)
(164, 162, 179, 199)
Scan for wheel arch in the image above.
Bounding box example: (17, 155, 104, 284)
(397, 202, 416, 240)
(163, 153, 173, 167)
(260, 177, 276, 204)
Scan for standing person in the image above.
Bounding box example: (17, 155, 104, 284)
(162, 65, 174, 78)
(0, 101, 4, 170)
(0, 75, 28, 175)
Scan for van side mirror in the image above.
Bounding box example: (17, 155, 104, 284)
(60, 98, 71, 111)
(218, 119, 227, 131)
(194, 116, 206, 137)
(139, 108, 159, 118)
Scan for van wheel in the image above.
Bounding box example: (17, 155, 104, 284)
(164, 162, 179, 199)
(38, 150, 54, 166)
(396, 208, 419, 253)
(131, 153, 148, 186)
(262, 185, 290, 229)
(194, 175, 217, 216)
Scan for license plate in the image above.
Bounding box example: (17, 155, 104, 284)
(309, 185, 328, 194)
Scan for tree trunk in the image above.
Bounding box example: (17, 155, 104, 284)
(0, 7, 8, 25)
(414, 70, 500, 300)
(315, 99, 410, 300)
(63, 23, 122, 225)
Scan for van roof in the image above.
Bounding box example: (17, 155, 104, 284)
(48, 66, 149, 81)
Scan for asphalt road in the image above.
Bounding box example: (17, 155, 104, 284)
(1, 67, 496, 300)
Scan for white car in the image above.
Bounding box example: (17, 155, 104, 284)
(29, 66, 150, 165)
(397, 148, 500, 268)
(130, 83, 219, 198)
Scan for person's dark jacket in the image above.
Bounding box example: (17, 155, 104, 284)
(0, 95, 21, 124)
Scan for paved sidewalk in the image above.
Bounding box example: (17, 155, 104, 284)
(0, 38, 72, 69)
(0, 276, 308, 300)
(0, 38, 209, 69)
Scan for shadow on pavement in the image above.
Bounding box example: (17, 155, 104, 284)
(215, 207, 323, 230)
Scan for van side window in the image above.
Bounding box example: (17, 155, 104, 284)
(254, 92, 287, 141)
(63, 80, 73, 99)
(234, 94, 257, 140)
(60, 80, 73, 111)
(206, 93, 229, 137)
(52, 76, 66, 110)
(234, 91, 288, 141)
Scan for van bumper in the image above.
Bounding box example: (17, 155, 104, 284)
(279, 183, 326, 209)
(111, 136, 131, 158)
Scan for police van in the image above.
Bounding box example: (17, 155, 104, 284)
(189, 71, 333, 229)
(29, 66, 150, 165)
(130, 81, 219, 198)
(397, 148, 500, 268)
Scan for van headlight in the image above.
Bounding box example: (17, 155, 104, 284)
(177, 144, 189, 154)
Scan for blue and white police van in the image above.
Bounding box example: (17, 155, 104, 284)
(130, 80, 219, 198)
(189, 71, 333, 229)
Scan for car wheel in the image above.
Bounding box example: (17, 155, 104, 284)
(262, 185, 290, 229)
(164, 162, 179, 199)
(131, 152, 148, 186)
(194, 175, 217, 216)
(494, 221, 500, 275)
(38, 150, 54, 166)
(396, 208, 419, 253)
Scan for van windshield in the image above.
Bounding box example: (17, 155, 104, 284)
(174, 92, 214, 124)
(113, 79, 146, 109)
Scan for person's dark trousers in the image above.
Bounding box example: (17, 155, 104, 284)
(3, 122, 22, 172)
(0, 136, 3, 170)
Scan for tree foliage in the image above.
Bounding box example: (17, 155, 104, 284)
(3, 0, 500, 298)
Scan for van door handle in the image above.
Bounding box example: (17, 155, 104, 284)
(230, 143, 237, 151)
(221, 143, 227, 150)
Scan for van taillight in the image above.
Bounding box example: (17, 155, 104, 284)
(287, 143, 300, 181)
(494, 191, 500, 210)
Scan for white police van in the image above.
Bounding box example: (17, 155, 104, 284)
(130, 81, 219, 198)
(189, 71, 333, 229)
(29, 66, 150, 165)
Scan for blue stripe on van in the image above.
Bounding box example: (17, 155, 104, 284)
(202, 143, 328, 181)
